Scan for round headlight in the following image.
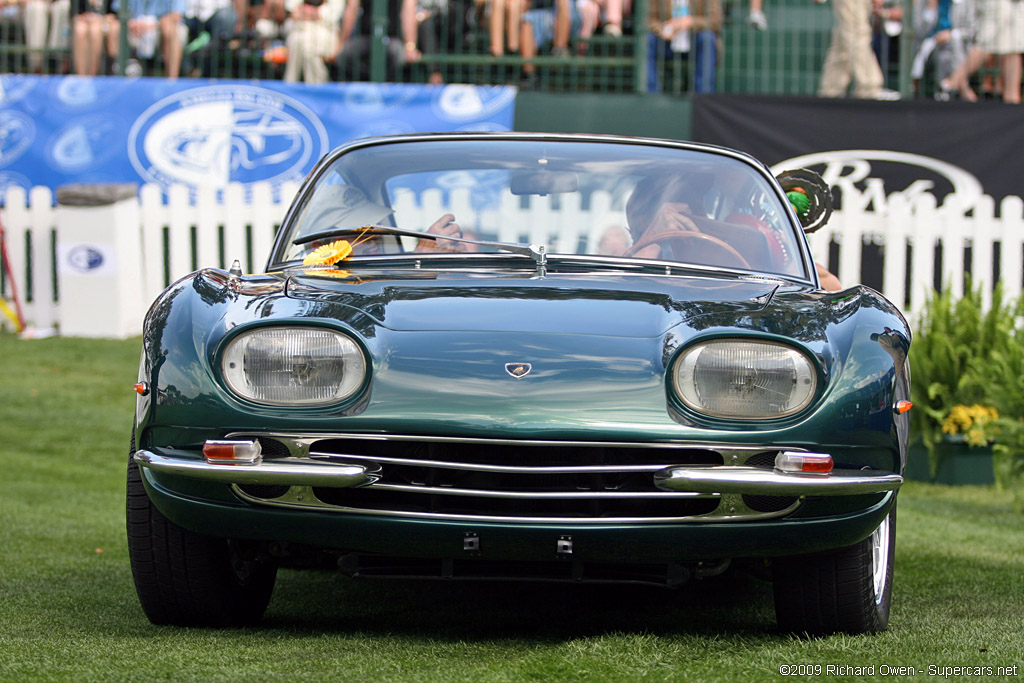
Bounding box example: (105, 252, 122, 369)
(222, 327, 366, 406)
(673, 339, 816, 419)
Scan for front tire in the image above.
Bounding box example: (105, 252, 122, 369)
(772, 503, 896, 635)
(126, 447, 278, 626)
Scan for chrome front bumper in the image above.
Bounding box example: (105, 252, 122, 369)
(134, 450, 900, 496)
(653, 466, 902, 495)
(134, 450, 379, 488)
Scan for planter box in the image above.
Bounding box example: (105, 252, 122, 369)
(905, 441, 995, 485)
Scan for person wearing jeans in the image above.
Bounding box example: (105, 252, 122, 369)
(644, 0, 720, 93)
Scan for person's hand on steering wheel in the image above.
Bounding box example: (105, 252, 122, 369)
(416, 214, 467, 253)
(631, 202, 701, 259)
(626, 205, 751, 269)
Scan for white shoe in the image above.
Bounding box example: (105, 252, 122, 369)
(872, 88, 901, 101)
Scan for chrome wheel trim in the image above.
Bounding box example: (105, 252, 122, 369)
(870, 513, 891, 604)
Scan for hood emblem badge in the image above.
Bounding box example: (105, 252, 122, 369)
(505, 362, 532, 379)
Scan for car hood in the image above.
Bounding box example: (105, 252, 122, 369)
(144, 266, 905, 443)
(284, 269, 785, 338)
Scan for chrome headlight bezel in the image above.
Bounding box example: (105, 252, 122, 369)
(220, 325, 368, 407)
(671, 338, 819, 420)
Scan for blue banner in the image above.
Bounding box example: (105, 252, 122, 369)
(0, 75, 516, 198)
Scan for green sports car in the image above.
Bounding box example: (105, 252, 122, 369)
(128, 132, 911, 634)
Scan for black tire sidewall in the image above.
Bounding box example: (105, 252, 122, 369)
(773, 499, 897, 636)
(126, 446, 277, 626)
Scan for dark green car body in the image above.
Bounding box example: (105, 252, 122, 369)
(128, 133, 910, 633)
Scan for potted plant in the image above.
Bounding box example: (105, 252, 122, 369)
(907, 282, 1016, 484)
(964, 325, 1024, 510)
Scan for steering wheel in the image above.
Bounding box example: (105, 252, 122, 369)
(726, 212, 791, 269)
(625, 230, 751, 269)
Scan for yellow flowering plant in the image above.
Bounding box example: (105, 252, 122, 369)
(941, 404, 999, 447)
(909, 282, 1024, 490)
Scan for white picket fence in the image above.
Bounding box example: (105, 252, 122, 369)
(1, 181, 299, 334)
(809, 190, 1024, 314)
(2, 182, 1023, 335)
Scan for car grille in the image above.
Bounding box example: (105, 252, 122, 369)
(232, 434, 800, 523)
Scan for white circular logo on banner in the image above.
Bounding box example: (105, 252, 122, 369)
(0, 111, 35, 169)
(127, 85, 329, 191)
(54, 77, 100, 108)
(771, 149, 985, 212)
(341, 83, 419, 116)
(433, 85, 516, 123)
(0, 74, 36, 106)
(47, 115, 122, 172)
(0, 170, 31, 195)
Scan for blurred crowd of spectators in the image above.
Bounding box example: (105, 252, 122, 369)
(1, 0, 1021, 100)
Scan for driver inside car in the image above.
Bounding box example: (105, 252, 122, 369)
(624, 174, 708, 260)
(622, 174, 843, 291)
(623, 174, 765, 270)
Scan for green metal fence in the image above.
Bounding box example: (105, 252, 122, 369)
(0, 0, 913, 97)
(719, 1, 834, 95)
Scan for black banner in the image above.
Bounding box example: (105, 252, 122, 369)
(692, 94, 1024, 208)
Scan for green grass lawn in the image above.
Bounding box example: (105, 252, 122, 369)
(1, 333, 1022, 681)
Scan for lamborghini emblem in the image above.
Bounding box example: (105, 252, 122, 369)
(505, 362, 532, 379)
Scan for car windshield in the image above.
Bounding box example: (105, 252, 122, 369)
(275, 137, 808, 279)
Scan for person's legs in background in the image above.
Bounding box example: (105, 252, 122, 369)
(158, 8, 183, 78)
(999, 52, 1021, 103)
(693, 27, 716, 92)
(72, 11, 104, 75)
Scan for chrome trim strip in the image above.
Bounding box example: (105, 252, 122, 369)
(654, 466, 902, 495)
(230, 485, 787, 524)
(310, 452, 671, 474)
(368, 483, 713, 499)
(134, 450, 378, 488)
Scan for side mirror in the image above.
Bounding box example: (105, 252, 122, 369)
(776, 169, 832, 233)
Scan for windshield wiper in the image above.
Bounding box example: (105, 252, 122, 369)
(293, 225, 548, 267)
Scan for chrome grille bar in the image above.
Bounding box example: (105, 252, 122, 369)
(368, 483, 714, 499)
(309, 452, 670, 474)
